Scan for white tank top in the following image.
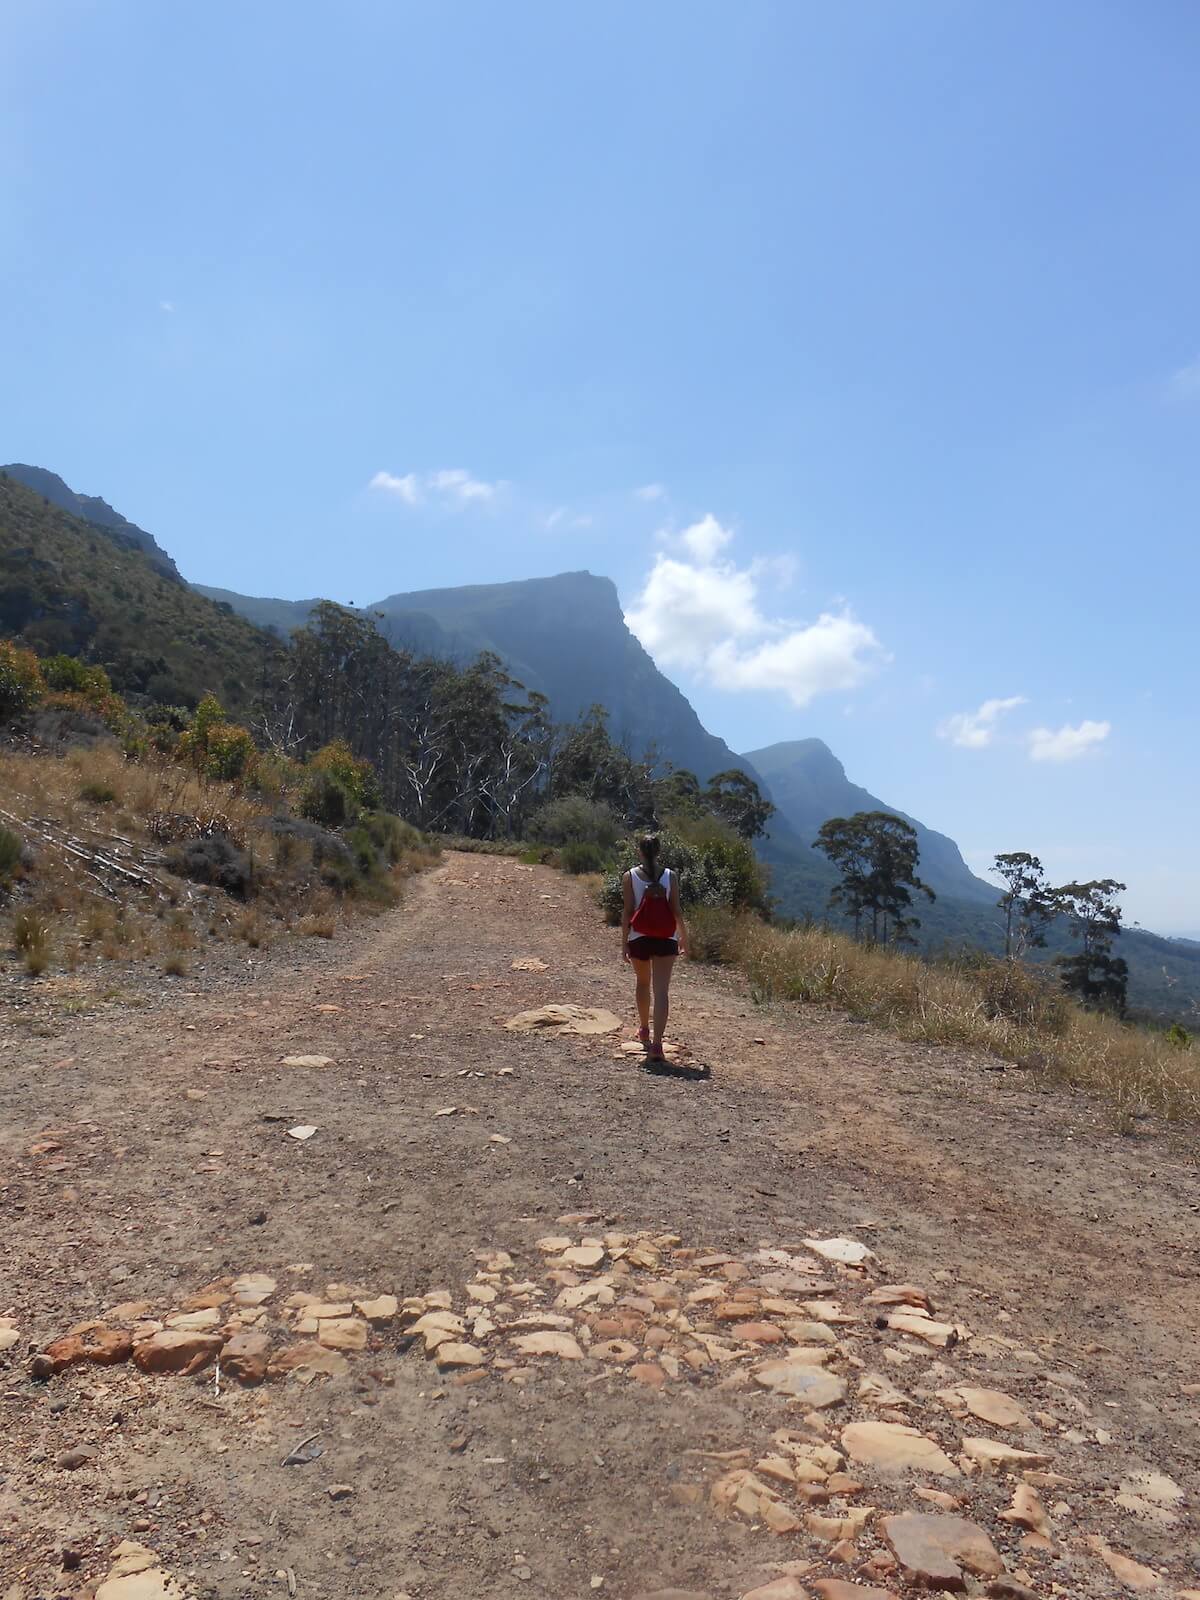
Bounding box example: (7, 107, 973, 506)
(630, 865, 673, 918)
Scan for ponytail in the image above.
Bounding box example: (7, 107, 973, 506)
(638, 833, 663, 883)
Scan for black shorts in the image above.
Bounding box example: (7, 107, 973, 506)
(628, 936, 679, 960)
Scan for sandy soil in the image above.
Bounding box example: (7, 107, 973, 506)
(1, 852, 1197, 1600)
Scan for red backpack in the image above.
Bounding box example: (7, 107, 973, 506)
(631, 867, 677, 939)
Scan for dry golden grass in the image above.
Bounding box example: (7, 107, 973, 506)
(1, 745, 437, 995)
(692, 910, 1200, 1128)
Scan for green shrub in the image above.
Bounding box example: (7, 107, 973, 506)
(358, 811, 426, 866)
(308, 741, 382, 809)
(165, 835, 252, 899)
(559, 840, 609, 875)
(528, 794, 621, 849)
(598, 821, 767, 924)
(301, 770, 355, 828)
(0, 640, 45, 722)
(79, 781, 118, 804)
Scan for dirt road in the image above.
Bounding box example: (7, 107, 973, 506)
(1, 853, 1197, 1599)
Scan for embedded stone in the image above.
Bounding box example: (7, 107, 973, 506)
(887, 1310, 959, 1346)
(268, 1341, 349, 1378)
(222, 1331, 271, 1385)
(230, 1273, 276, 1307)
(998, 1483, 1050, 1536)
(961, 1438, 1050, 1472)
(435, 1341, 484, 1369)
(858, 1371, 909, 1409)
(133, 1330, 225, 1376)
(940, 1385, 1033, 1430)
(781, 1321, 837, 1345)
(355, 1294, 399, 1324)
(805, 1506, 875, 1541)
(317, 1317, 367, 1351)
(735, 1322, 786, 1344)
(280, 1055, 335, 1068)
(511, 1331, 584, 1359)
(812, 1584, 897, 1600)
(841, 1421, 961, 1478)
(882, 1512, 1004, 1588)
(561, 1244, 605, 1269)
(165, 1308, 221, 1332)
(803, 1236, 876, 1265)
(741, 1579, 810, 1599)
(504, 1005, 621, 1035)
(596, 1339, 639, 1363)
(1086, 1538, 1163, 1592)
(866, 1284, 932, 1312)
(178, 1278, 232, 1310)
(753, 1360, 847, 1408)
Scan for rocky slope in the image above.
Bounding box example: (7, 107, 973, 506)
(2, 464, 184, 585)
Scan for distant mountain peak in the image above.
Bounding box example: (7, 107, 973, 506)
(744, 736, 996, 906)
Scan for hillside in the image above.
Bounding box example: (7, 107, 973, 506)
(0, 474, 282, 714)
(2, 463, 184, 585)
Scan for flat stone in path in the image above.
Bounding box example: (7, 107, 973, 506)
(752, 1359, 847, 1408)
(882, 1511, 1005, 1590)
(811, 1582, 899, 1600)
(840, 1420, 961, 1478)
(504, 1004, 621, 1036)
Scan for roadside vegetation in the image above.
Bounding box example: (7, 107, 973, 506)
(527, 785, 1197, 1128)
(0, 642, 437, 991)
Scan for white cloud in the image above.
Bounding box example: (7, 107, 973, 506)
(369, 470, 422, 505)
(159, 299, 175, 313)
(1028, 720, 1111, 763)
(707, 614, 885, 707)
(678, 513, 734, 564)
(626, 519, 885, 707)
(428, 467, 498, 503)
(937, 695, 1027, 749)
(368, 468, 501, 508)
(627, 553, 761, 670)
(634, 483, 665, 501)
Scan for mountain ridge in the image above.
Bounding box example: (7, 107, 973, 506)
(5, 464, 1197, 1020)
(743, 736, 996, 905)
(2, 464, 184, 586)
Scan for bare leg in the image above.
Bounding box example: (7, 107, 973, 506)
(650, 954, 676, 1051)
(632, 959, 651, 1034)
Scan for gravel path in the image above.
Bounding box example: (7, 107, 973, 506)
(1, 852, 1197, 1599)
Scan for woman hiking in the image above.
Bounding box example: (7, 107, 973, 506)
(621, 834, 688, 1063)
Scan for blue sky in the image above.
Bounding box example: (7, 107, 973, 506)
(3, 2, 1198, 932)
